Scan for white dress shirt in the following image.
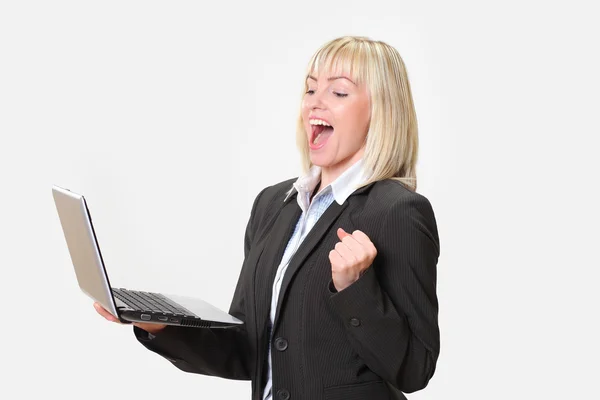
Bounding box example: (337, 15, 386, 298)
(262, 158, 371, 400)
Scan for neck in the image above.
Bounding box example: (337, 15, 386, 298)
(319, 150, 364, 190)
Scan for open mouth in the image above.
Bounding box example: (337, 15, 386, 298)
(310, 121, 334, 146)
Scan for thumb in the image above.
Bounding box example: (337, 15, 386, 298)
(337, 227, 350, 240)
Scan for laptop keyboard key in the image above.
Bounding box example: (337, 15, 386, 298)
(112, 288, 196, 317)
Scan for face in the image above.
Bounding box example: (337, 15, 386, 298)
(301, 68, 371, 177)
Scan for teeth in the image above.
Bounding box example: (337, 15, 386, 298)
(313, 133, 323, 145)
(309, 119, 331, 127)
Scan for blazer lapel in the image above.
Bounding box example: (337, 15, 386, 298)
(254, 196, 302, 341)
(271, 200, 348, 331)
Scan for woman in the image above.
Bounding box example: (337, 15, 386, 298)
(95, 36, 440, 400)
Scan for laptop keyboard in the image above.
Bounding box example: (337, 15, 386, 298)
(112, 288, 195, 316)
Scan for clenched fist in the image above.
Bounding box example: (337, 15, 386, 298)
(329, 228, 377, 292)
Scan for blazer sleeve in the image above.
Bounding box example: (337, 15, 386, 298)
(327, 193, 441, 393)
(132, 185, 269, 380)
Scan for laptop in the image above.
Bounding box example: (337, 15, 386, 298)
(52, 185, 243, 329)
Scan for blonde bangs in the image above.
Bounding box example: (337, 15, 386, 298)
(305, 37, 371, 87)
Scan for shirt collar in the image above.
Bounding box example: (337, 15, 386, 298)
(283, 158, 371, 208)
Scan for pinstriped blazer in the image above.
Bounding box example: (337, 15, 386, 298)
(134, 176, 441, 400)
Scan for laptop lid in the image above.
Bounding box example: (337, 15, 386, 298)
(52, 185, 120, 318)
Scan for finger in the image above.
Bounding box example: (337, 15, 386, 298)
(337, 229, 366, 256)
(93, 301, 107, 316)
(340, 233, 363, 254)
(351, 230, 378, 257)
(339, 239, 369, 267)
(334, 241, 356, 264)
(337, 227, 351, 240)
(133, 323, 168, 334)
(94, 302, 120, 323)
(96, 308, 119, 322)
(350, 230, 372, 246)
(328, 249, 344, 269)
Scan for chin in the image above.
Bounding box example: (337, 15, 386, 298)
(309, 153, 334, 167)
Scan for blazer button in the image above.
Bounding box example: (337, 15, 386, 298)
(350, 318, 361, 327)
(277, 388, 290, 400)
(274, 337, 288, 351)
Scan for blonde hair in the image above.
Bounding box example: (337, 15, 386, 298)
(294, 36, 419, 192)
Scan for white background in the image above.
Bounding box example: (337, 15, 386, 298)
(1, 1, 598, 399)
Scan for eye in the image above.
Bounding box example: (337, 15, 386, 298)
(334, 92, 348, 98)
(306, 89, 315, 95)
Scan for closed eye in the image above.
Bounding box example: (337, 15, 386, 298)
(305, 90, 348, 98)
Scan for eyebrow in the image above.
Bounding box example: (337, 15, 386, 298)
(307, 75, 356, 85)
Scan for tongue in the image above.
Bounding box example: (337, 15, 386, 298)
(314, 127, 333, 144)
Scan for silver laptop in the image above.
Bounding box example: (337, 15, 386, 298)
(52, 185, 243, 329)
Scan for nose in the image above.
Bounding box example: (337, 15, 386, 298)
(306, 88, 326, 110)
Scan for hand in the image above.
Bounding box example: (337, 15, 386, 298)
(329, 228, 378, 292)
(93, 302, 167, 334)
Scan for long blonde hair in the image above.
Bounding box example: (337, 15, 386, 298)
(294, 36, 419, 192)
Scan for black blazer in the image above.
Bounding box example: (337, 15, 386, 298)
(134, 177, 440, 400)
